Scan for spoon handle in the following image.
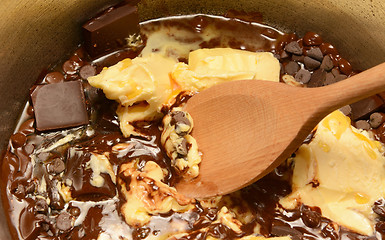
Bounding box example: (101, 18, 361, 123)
(308, 62, 385, 115)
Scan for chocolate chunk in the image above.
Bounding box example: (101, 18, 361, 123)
(176, 138, 188, 156)
(64, 148, 116, 200)
(48, 158, 66, 174)
(303, 32, 323, 46)
(44, 72, 65, 84)
(79, 65, 96, 80)
(82, 4, 140, 57)
(320, 55, 334, 71)
(300, 205, 321, 228)
(56, 212, 73, 232)
(284, 61, 300, 75)
(284, 41, 302, 55)
(373, 199, 385, 218)
(307, 69, 327, 88)
(355, 120, 370, 130)
(294, 69, 311, 84)
(307, 47, 323, 61)
(10, 132, 27, 148)
(350, 95, 385, 120)
(304, 56, 321, 70)
(31, 81, 88, 131)
(34, 199, 49, 213)
(370, 112, 385, 128)
(339, 105, 352, 116)
(171, 111, 191, 127)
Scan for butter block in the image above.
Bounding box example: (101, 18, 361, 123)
(280, 110, 385, 235)
(172, 48, 280, 91)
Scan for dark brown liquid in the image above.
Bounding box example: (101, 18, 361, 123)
(1, 14, 382, 240)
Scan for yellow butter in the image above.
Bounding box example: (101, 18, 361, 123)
(281, 110, 385, 235)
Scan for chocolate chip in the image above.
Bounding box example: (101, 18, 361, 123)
(23, 143, 35, 155)
(339, 105, 352, 116)
(48, 158, 66, 175)
(44, 72, 65, 84)
(284, 61, 300, 75)
(350, 95, 385, 120)
(25, 181, 36, 194)
(320, 55, 334, 71)
(284, 41, 303, 55)
(307, 47, 323, 61)
(35, 199, 49, 213)
(18, 118, 35, 135)
(373, 199, 385, 218)
(271, 224, 302, 240)
(331, 68, 340, 77)
(82, 4, 140, 57)
(376, 221, 385, 234)
(79, 65, 96, 80)
(294, 69, 311, 84)
(334, 74, 347, 82)
(355, 120, 370, 130)
(31, 81, 89, 131)
(307, 69, 327, 88)
(56, 212, 73, 231)
(338, 58, 352, 76)
(133, 227, 151, 239)
(69, 207, 81, 217)
(303, 32, 323, 46)
(13, 183, 25, 198)
(323, 73, 335, 86)
(370, 112, 385, 128)
(37, 152, 50, 161)
(176, 138, 188, 156)
(321, 222, 339, 240)
(304, 56, 321, 70)
(62, 60, 80, 75)
(300, 205, 321, 228)
(27, 105, 34, 116)
(280, 51, 289, 59)
(291, 54, 304, 62)
(170, 111, 191, 127)
(10, 132, 27, 148)
(48, 179, 65, 210)
(320, 43, 339, 55)
(36, 213, 49, 222)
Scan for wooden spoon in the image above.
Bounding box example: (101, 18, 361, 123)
(176, 63, 385, 198)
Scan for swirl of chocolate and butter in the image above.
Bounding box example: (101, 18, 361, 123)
(118, 160, 194, 227)
(161, 107, 201, 179)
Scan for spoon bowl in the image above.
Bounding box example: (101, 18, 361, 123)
(176, 62, 385, 198)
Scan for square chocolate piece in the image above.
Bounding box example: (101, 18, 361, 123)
(82, 3, 140, 57)
(31, 81, 88, 131)
(350, 95, 385, 121)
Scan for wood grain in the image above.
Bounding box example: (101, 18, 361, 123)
(176, 62, 385, 198)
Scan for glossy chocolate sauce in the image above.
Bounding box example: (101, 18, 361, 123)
(2, 13, 385, 240)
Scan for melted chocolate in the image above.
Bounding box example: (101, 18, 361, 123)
(1, 13, 382, 240)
